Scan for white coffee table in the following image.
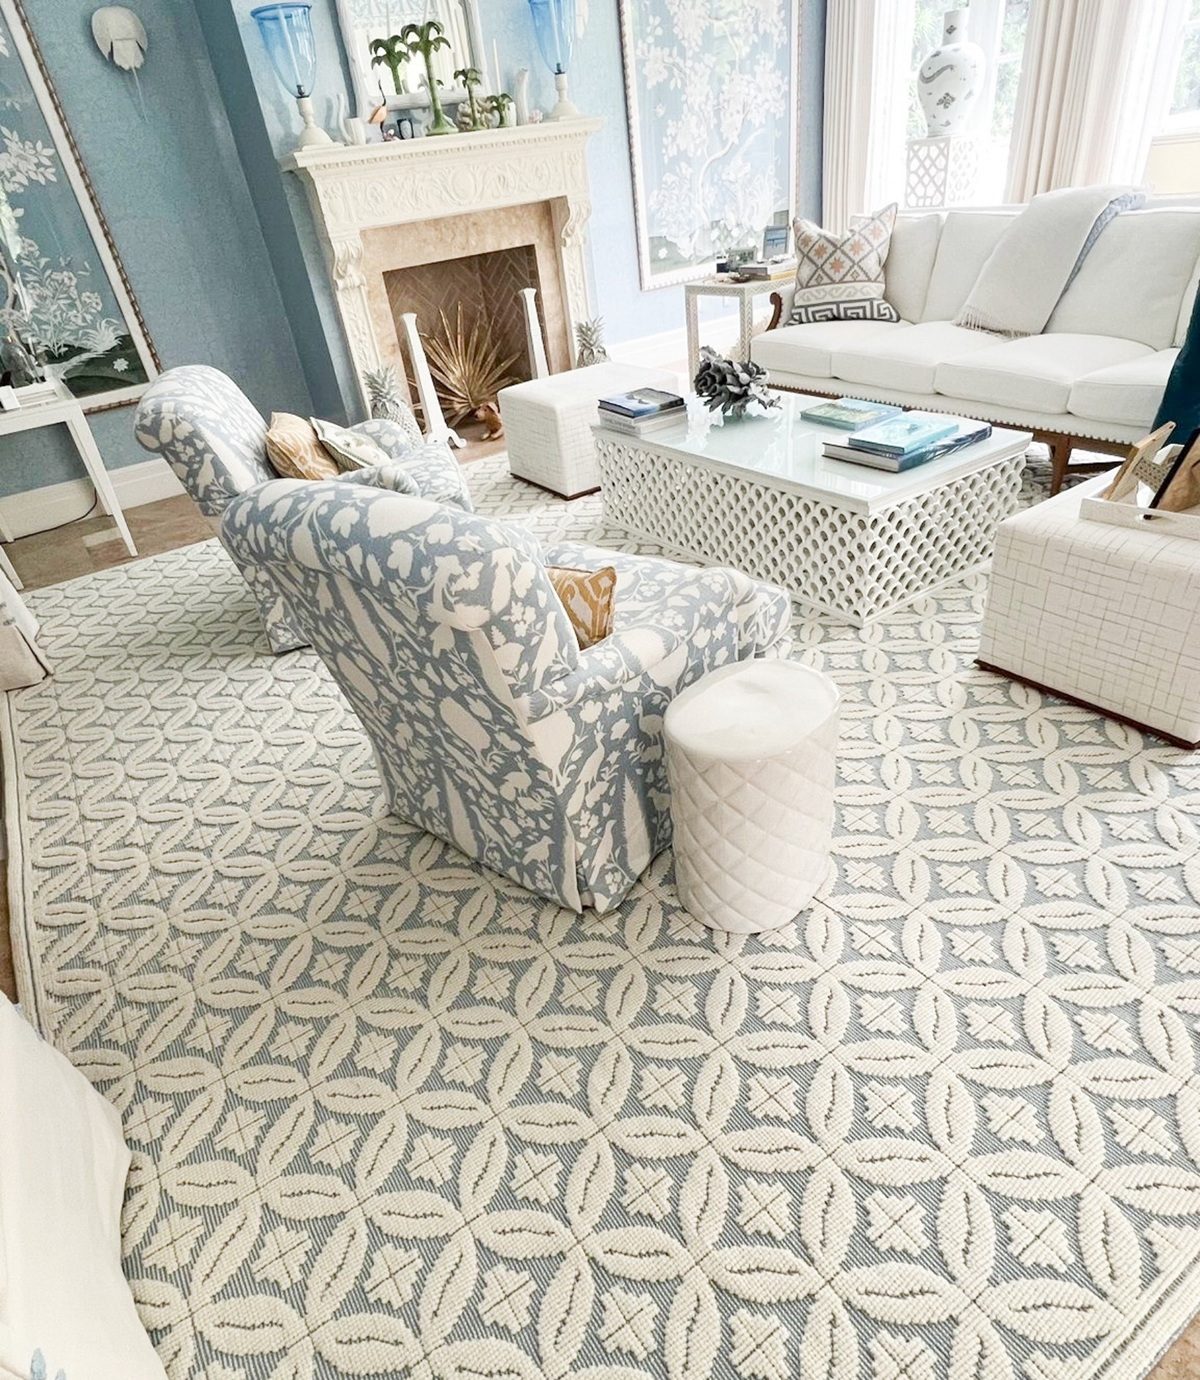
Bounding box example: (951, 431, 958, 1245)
(595, 394, 1030, 626)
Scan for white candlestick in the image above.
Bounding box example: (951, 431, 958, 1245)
(492, 38, 502, 92)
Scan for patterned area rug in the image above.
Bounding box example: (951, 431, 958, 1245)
(5, 457, 1200, 1380)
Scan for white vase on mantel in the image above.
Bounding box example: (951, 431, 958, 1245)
(917, 8, 985, 137)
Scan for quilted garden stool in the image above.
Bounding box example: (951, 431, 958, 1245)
(664, 659, 839, 932)
(499, 362, 677, 499)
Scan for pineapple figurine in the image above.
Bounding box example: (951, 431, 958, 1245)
(575, 317, 609, 368)
(363, 365, 422, 445)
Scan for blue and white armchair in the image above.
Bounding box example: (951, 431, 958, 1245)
(133, 365, 471, 653)
(222, 479, 792, 911)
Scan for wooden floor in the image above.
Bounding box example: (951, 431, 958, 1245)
(0, 491, 1197, 1380)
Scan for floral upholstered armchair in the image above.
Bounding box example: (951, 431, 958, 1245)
(133, 365, 471, 653)
(222, 479, 793, 911)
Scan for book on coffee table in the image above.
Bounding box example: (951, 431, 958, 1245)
(824, 418, 992, 472)
(598, 387, 685, 419)
(801, 398, 903, 430)
(849, 411, 961, 456)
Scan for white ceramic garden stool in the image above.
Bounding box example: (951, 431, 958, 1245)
(665, 659, 839, 933)
(498, 361, 677, 499)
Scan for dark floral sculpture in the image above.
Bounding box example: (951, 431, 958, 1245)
(692, 345, 778, 419)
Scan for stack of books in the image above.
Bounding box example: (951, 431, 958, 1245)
(808, 401, 992, 472)
(597, 387, 686, 437)
(734, 260, 798, 282)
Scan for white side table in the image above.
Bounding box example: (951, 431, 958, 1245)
(665, 659, 840, 933)
(0, 379, 137, 559)
(684, 274, 792, 377)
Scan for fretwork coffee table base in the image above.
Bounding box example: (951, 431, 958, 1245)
(597, 438, 1025, 627)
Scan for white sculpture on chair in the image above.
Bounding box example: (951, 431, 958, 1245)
(399, 312, 465, 449)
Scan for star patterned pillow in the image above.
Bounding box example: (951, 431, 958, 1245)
(789, 202, 900, 325)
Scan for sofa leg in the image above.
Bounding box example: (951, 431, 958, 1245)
(1046, 434, 1072, 496)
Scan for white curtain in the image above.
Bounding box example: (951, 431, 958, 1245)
(822, 0, 916, 229)
(1005, 0, 1186, 201)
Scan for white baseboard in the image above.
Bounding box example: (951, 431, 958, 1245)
(0, 458, 184, 541)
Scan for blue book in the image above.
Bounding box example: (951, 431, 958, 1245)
(849, 411, 961, 456)
(598, 388, 685, 419)
(824, 420, 992, 471)
(801, 397, 903, 430)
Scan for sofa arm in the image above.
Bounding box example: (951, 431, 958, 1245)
(768, 284, 795, 330)
(337, 461, 420, 495)
(522, 624, 684, 722)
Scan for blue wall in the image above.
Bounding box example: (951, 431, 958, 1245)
(0, 0, 825, 500)
(0, 0, 310, 501)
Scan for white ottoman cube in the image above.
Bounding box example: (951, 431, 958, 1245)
(499, 362, 677, 499)
(665, 659, 840, 933)
(978, 473, 1200, 747)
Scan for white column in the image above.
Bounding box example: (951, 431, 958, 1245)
(400, 313, 465, 449)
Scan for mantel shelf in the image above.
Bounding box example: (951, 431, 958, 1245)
(280, 117, 602, 176)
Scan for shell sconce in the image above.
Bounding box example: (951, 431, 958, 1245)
(91, 6, 148, 115)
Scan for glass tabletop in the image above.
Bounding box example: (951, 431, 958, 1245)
(595, 393, 1030, 515)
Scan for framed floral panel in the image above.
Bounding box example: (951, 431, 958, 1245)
(0, 0, 156, 407)
(619, 0, 797, 290)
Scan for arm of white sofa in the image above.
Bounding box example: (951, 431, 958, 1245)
(768, 284, 795, 330)
(521, 624, 685, 723)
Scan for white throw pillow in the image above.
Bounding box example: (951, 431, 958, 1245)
(0, 996, 167, 1380)
(921, 210, 1016, 322)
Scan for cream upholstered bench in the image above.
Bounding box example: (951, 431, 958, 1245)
(499, 362, 678, 499)
(978, 473, 1200, 748)
(664, 659, 840, 932)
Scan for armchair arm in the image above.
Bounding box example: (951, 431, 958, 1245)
(522, 624, 684, 722)
(337, 461, 420, 495)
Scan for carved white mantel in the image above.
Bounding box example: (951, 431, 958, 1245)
(282, 120, 601, 411)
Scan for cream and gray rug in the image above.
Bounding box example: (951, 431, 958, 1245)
(5, 457, 1200, 1380)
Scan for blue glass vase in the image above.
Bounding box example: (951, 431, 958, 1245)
(251, 3, 334, 148)
(527, 0, 580, 119)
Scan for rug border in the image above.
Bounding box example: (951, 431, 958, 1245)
(1, 689, 43, 1029)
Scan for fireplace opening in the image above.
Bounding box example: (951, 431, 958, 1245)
(384, 245, 549, 438)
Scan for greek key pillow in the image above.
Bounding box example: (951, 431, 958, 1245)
(265, 412, 339, 481)
(311, 417, 391, 473)
(547, 565, 616, 650)
(789, 203, 900, 325)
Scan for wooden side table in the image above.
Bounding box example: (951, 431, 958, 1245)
(684, 274, 792, 377)
(0, 378, 137, 563)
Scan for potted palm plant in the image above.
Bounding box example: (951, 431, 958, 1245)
(401, 19, 455, 135)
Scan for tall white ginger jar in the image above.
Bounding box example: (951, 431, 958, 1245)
(918, 8, 985, 137)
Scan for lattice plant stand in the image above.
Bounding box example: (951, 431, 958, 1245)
(597, 427, 1027, 626)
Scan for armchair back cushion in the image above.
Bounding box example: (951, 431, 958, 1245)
(134, 364, 273, 519)
(221, 480, 585, 902)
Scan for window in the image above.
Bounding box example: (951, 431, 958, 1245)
(1167, 0, 1200, 125)
(905, 0, 1031, 203)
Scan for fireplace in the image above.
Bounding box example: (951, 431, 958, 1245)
(283, 122, 600, 416)
(364, 201, 573, 422)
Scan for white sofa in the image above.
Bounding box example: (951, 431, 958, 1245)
(754, 198, 1200, 492)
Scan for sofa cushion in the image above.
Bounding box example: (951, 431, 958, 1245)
(1067, 349, 1180, 428)
(832, 322, 1002, 394)
(1047, 210, 1200, 349)
(751, 319, 907, 379)
(885, 213, 943, 325)
(935, 334, 1151, 415)
(921, 211, 1016, 322)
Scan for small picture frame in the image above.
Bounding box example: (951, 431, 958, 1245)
(762, 223, 790, 259)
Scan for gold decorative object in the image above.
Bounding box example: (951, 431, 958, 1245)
(1100, 421, 1176, 502)
(424, 304, 519, 425)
